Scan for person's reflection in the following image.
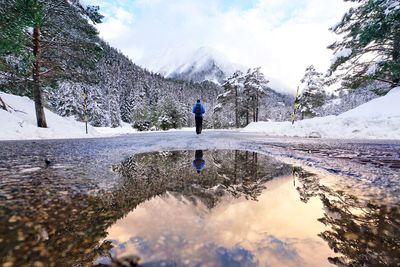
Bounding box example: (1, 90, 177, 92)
(192, 150, 206, 174)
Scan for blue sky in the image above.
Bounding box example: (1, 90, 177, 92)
(88, 0, 351, 93)
(219, 0, 258, 11)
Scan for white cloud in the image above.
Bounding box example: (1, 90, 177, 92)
(91, 0, 351, 94)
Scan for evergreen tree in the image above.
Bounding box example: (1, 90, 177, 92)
(87, 85, 108, 127)
(329, 0, 400, 88)
(215, 71, 244, 128)
(54, 81, 84, 119)
(0, 0, 103, 127)
(108, 88, 121, 128)
(243, 67, 269, 123)
(156, 97, 184, 130)
(131, 101, 151, 131)
(298, 65, 326, 118)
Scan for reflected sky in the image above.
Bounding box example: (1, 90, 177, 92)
(99, 151, 335, 266)
(1, 149, 398, 266)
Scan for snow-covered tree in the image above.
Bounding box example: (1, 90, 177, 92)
(0, 0, 103, 128)
(329, 0, 400, 88)
(54, 81, 84, 120)
(108, 88, 121, 128)
(156, 97, 185, 130)
(243, 67, 269, 123)
(215, 71, 244, 128)
(298, 65, 326, 118)
(131, 102, 151, 131)
(87, 85, 109, 127)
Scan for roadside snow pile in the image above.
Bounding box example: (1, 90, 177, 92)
(0, 92, 136, 140)
(243, 87, 400, 139)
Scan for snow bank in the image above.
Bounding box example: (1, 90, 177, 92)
(0, 92, 136, 140)
(339, 87, 400, 118)
(243, 87, 400, 140)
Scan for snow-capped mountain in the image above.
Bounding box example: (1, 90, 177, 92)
(137, 47, 245, 84)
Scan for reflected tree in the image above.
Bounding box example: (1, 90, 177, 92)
(113, 150, 292, 208)
(0, 150, 292, 266)
(294, 167, 400, 267)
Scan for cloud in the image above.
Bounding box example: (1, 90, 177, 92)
(89, 0, 351, 93)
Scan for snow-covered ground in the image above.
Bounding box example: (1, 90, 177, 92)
(0, 92, 137, 141)
(243, 87, 400, 139)
(1, 87, 399, 141)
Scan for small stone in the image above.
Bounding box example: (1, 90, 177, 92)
(33, 261, 45, 267)
(8, 215, 20, 223)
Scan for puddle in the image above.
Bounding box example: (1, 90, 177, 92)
(0, 150, 399, 266)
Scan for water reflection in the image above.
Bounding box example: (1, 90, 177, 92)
(293, 167, 400, 266)
(192, 150, 206, 174)
(0, 150, 398, 266)
(112, 150, 290, 209)
(97, 150, 330, 266)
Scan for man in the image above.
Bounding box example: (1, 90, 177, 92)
(192, 99, 205, 134)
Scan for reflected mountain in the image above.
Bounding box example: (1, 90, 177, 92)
(98, 153, 330, 267)
(1, 150, 398, 266)
(0, 150, 291, 266)
(112, 150, 292, 208)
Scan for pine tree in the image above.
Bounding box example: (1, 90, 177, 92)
(298, 65, 326, 118)
(329, 0, 400, 88)
(55, 81, 84, 119)
(108, 88, 121, 128)
(156, 97, 184, 130)
(131, 101, 151, 131)
(215, 71, 244, 128)
(0, 0, 103, 127)
(87, 85, 108, 127)
(243, 67, 269, 123)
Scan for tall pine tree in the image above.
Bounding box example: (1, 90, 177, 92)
(215, 71, 244, 128)
(0, 0, 103, 127)
(298, 65, 326, 118)
(243, 67, 269, 123)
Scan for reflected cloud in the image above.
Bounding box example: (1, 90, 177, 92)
(1, 150, 398, 266)
(100, 151, 333, 266)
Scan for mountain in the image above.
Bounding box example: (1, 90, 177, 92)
(138, 47, 245, 85)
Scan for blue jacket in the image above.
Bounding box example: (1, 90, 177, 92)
(192, 103, 205, 117)
(192, 158, 206, 172)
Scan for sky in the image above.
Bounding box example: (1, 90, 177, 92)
(87, 0, 351, 94)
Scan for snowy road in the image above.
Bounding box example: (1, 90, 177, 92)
(1, 130, 399, 198)
(1, 130, 400, 266)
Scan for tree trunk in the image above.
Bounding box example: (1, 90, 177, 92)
(32, 26, 48, 128)
(253, 108, 256, 122)
(255, 93, 259, 122)
(252, 96, 256, 122)
(235, 86, 239, 128)
(393, 28, 400, 86)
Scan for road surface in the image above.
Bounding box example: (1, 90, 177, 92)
(0, 131, 399, 266)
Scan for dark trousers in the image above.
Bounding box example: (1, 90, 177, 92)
(195, 116, 203, 134)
